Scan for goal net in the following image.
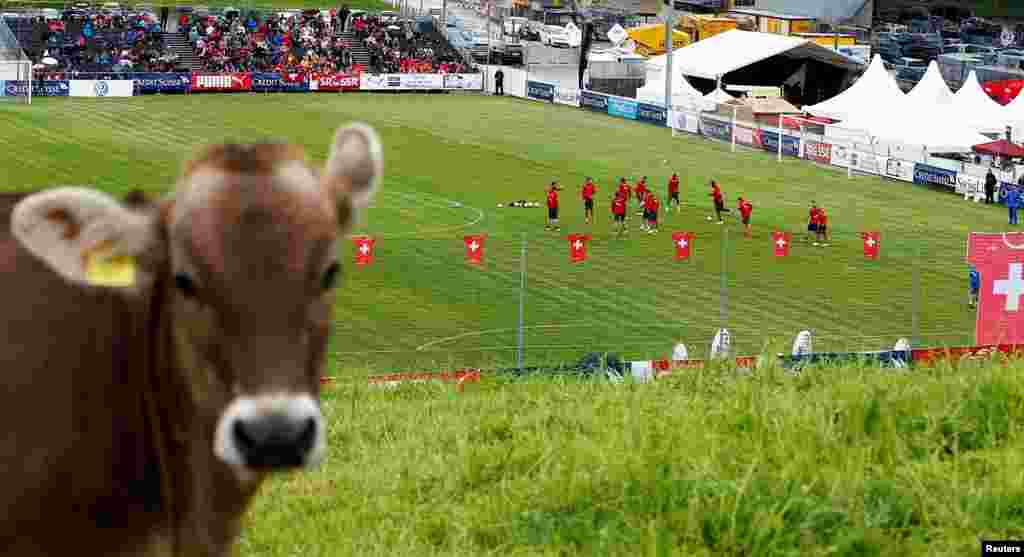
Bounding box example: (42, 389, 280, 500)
(0, 16, 32, 104)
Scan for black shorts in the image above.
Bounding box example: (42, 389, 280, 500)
(741, 215, 750, 225)
(670, 192, 679, 201)
(818, 224, 828, 233)
(614, 213, 625, 222)
(584, 199, 594, 210)
(714, 199, 725, 211)
(642, 209, 652, 220)
(548, 207, 558, 220)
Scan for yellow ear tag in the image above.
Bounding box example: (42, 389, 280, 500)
(84, 251, 137, 287)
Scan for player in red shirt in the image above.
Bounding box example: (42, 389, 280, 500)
(815, 207, 830, 246)
(617, 178, 631, 204)
(806, 202, 819, 243)
(737, 196, 753, 237)
(667, 173, 680, 212)
(645, 192, 660, 233)
(611, 191, 628, 236)
(709, 181, 728, 224)
(634, 176, 648, 206)
(581, 177, 596, 224)
(545, 182, 561, 231)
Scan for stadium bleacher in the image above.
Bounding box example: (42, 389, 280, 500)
(1, 6, 478, 77)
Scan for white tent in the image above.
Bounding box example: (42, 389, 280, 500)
(952, 71, 1012, 133)
(830, 98, 992, 152)
(704, 88, 734, 104)
(653, 29, 863, 81)
(803, 55, 903, 120)
(635, 73, 705, 107)
(904, 60, 954, 108)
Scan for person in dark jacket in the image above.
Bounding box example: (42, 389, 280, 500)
(494, 68, 504, 96)
(985, 169, 997, 204)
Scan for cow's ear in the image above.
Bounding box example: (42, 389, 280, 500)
(11, 187, 160, 289)
(323, 122, 382, 228)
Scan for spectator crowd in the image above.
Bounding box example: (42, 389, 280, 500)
(15, 8, 174, 78)
(353, 13, 470, 74)
(181, 8, 362, 76)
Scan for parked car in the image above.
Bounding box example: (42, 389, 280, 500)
(964, 44, 999, 64)
(876, 41, 903, 62)
(902, 42, 940, 61)
(541, 25, 570, 48)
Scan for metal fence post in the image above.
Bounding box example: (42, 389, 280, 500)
(720, 226, 728, 332)
(516, 232, 527, 369)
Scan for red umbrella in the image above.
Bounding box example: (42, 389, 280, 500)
(973, 139, 1024, 158)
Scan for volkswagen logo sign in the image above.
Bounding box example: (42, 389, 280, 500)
(94, 80, 110, 97)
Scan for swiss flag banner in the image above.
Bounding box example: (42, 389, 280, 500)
(968, 232, 1024, 345)
(567, 234, 591, 263)
(352, 236, 375, 266)
(672, 232, 693, 260)
(862, 231, 880, 259)
(464, 235, 485, 264)
(772, 230, 790, 257)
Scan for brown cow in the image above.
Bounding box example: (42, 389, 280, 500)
(0, 123, 382, 556)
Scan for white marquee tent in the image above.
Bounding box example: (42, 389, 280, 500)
(704, 88, 734, 104)
(644, 29, 863, 82)
(952, 71, 1015, 133)
(635, 73, 707, 108)
(904, 61, 954, 108)
(803, 54, 903, 121)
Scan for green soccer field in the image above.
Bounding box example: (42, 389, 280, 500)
(0, 94, 1006, 373)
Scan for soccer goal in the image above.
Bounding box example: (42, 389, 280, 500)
(0, 17, 32, 105)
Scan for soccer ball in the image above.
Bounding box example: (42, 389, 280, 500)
(706, 216, 712, 221)
(497, 203, 504, 208)
(663, 159, 668, 165)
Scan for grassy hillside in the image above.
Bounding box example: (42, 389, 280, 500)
(0, 94, 1006, 372)
(240, 358, 1024, 556)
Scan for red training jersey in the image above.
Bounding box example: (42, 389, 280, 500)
(669, 176, 679, 194)
(635, 182, 648, 198)
(711, 185, 722, 202)
(612, 196, 626, 216)
(809, 208, 819, 225)
(618, 182, 631, 198)
(547, 190, 559, 209)
(739, 201, 752, 218)
(645, 195, 659, 212)
(582, 183, 595, 200)
(817, 211, 828, 226)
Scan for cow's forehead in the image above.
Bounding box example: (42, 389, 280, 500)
(170, 144, 338, 275)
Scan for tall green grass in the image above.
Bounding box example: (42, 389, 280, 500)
(240, 358, 1024, 556)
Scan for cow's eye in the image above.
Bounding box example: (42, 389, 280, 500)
(174, 273, 198, 299)
(321, 262, 341, 292)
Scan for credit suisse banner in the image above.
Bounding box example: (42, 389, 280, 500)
(252, 72, 309, 93)
(636, 101, 666, 126)
(133, 73, 191, 94)
(885, 158, 915, 182)
(442, 73, 483, 90)
(526, 80, 555, 102)
(913, 162, 958, 188)
(69, 80, 133, 97)
(2, 80, 69, 97)
(607, 96, 637, 120)
(553, 86, 580, 107)
(310, 73, 360, 91)
(580, 90, 608, 113)
(191, 73, 252, 92)
(360, 73, 401, 90)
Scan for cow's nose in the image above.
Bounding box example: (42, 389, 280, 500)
(232, 414, 317, 469)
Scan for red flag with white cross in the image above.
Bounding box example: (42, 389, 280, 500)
(772, 230, 790, 257)
(464, 235, 485, 264)
(567, 234, 591, 263)
(862, 231, 880, 259)
(968, 232, 1024, 345)
(352, 236, 375, 266)
(672, 232, 693, 260)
